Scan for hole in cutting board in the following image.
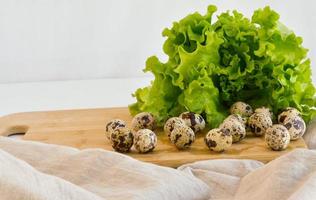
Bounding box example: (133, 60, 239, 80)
(6, 125, 29, 140)
(8, 132, 26, 139)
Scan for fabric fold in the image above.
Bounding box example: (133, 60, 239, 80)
(0, 137, 210, 200)
(0, 149, 103, 200)
(178, 159, 263, 199)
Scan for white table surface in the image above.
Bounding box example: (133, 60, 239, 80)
(0, 77, 152, 116)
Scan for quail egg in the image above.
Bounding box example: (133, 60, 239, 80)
(110, 127, 134, 153)
(164, 117, 187, 138)
(170, 126, 195, 150)
(179, 112, 205, 133)
(131, 112, 156, 132)
(265, 124, 290, 151)
(134, 129, 157, 153)
(282, 114, 306, 140)
(230, 102, 253, 117)
(248, 113, 273, 136)
(255, 107, 273, 119)
(205, 128, 232, 152)
(278, 107, 300, 124)
(224, 114, 247, 126)
(220, 119, 246, 143)
(105, 119, 126, 140)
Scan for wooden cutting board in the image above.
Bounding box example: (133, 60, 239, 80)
(0, 107, 306, 167)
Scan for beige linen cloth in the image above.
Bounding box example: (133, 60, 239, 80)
(0, 119, 315, 200)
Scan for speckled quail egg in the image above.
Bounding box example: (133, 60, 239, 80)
(134, 129, 157, 153)
(255, 107, 273, 119)
(105, 119, 126, 140)
(265, 124, 290, 151)
(282, 114, 306, 140)
(220, 119, 246, 143)
(248, 112, 273, 136)
(179, 112, 205, 133)
(164, 117, 187, 138)
(170, 126, 195, 150)
(205, 128, 233, 152)
(131, 112, 156, 132)
(224, 114, 247, 126)
(278, 107, 301, 124)
(230, 102, 253, 117)
(110, 127, 134, 153)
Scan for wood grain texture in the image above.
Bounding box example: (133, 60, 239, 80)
(0, 107, 307, 167)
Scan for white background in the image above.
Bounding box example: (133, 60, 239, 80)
(0, 0, 315, 83)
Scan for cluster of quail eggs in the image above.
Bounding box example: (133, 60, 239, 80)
(204, 102, 249, 152)
(105, 102, 306, 155)
(164, 112, 206, 149)
(205, 101, 306, 152)
(105, 112, 157, 153)
(232, 102, 306, 151)
(249, 104, 305, 151)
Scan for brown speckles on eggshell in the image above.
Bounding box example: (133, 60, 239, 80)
(248, 113, 272, 136)
(164, 117, 187, 139)
(110, 127, 133, 153)
(279, 115, 286, 123)
(105, 119, 126, 140)
(220, 128, 231, 136)
(170, 126, 195, 150)
(134, 129, 157, 153)
(106, 122, 112, 132)
(282, 115, 306, 140)
(230, 102, 253, 117)
(255, 107, 273, 119)
(205, 128, 232, 152)
(179, 112, 205, 133)
(131, 112, 156, 132)
(278, 107, 301, 124)
(220, 119, 246, 143)
(265, 124, 290, 151)
(284, 123, 292, 129)
(205, 138, 217, 148)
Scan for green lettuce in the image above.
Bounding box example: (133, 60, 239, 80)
(129, 5, 316, 127)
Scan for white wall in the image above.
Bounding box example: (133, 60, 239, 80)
(0, 0, 315, 83)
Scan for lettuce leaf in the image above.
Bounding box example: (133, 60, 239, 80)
(129, 5, 316, 127)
